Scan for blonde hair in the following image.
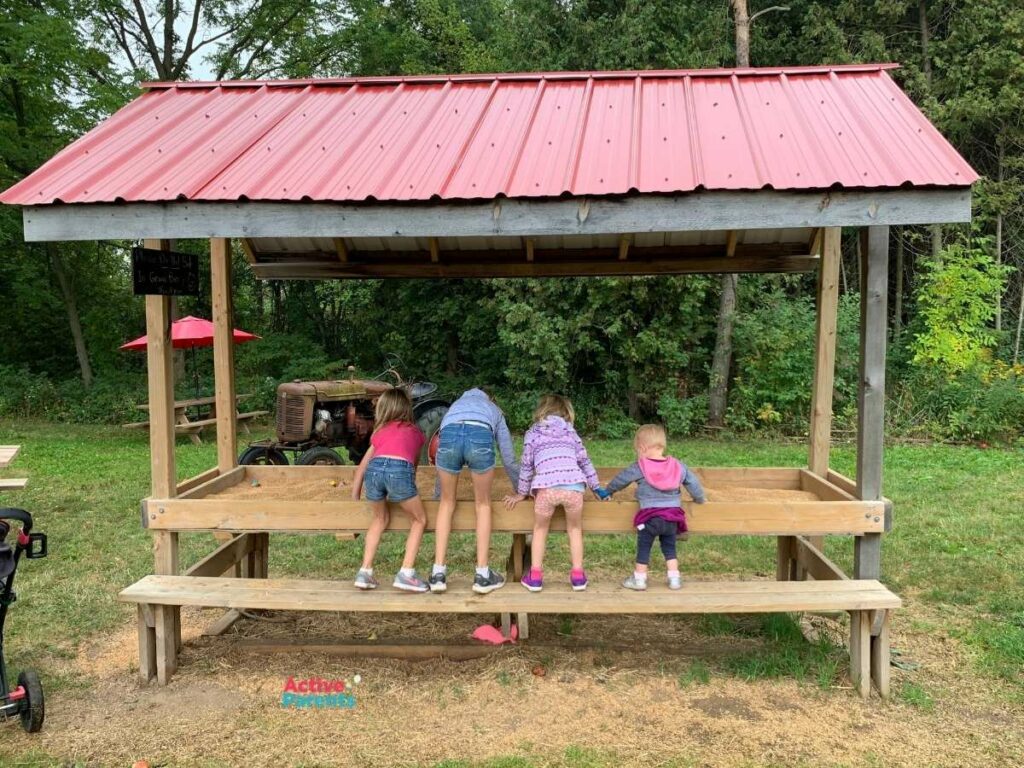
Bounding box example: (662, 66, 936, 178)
(533, 394, 575, 424)
(373, 388, 415, 432)
(634, 423, 667, 453)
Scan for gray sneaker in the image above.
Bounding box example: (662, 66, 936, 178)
(354, 570, 378, 590)
(393, 571, 429, 593)
(622, 575, 648, 591)
(428, 571, 447, 593)
(472, 569, 506, 594)
(667, 574, 683, 590)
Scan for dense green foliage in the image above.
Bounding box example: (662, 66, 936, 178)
(2, 1, 1023, 442)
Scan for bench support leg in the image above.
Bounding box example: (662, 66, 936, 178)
(776, 536, 796, 581)
(850, 610, 871, 699)
(504, 533, 529, 640)
(137, 604, 156, 684)
(870, 609, 891, 699)
(155, 604, 178, 685)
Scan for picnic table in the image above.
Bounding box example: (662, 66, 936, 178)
(123, 395, 268, 445)
(0, 445, 27, 491)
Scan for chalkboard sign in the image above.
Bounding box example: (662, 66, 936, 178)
(132, 246, 199, 296)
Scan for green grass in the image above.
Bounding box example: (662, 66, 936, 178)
(0, 420, 1021, 704)
(897, 681, 936, 710)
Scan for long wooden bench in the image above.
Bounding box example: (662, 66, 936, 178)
(122, 464, 898, 698)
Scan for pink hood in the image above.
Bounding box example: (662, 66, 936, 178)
(638, 457, 683, 491)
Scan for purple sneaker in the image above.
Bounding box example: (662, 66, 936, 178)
(570, 570, 588, 592)
(521, 570, 543, 592)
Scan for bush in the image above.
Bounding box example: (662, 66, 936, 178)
(657, 393, 706, 437)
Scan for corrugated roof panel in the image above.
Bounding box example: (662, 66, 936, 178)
(0, 65, 977, 207)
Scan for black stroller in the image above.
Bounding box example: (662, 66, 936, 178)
(0, 509, 46, 732)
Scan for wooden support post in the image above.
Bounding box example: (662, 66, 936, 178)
(211, 238, 237, 474)
(144, 239, 180, 680)
(776, 536, 796, 581)
(870, 609, 891, 699)
(850, 610, 871, 699)
(802, 227, 841, 575)
(511, 533, 529, 639)
(137, 604, 156, 683)
(855, 226, 889, 582)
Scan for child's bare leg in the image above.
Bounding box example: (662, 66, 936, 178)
(470, 469, 495, 568)
(531, 513, 552, 572)
(398, 496, 427, 570)
(360, 501, 390, 570)
(666, 558, 679, 572)
(635, 563, 649, 575)
(564, 493, 585, 571)
(433, 470, 460, 565)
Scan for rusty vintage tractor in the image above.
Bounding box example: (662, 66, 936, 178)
(238, 370, 450, 466)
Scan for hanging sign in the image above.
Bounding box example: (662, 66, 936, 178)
(132, 246, 199, 296)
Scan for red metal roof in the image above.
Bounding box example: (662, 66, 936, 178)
(0, 65, 976, 206)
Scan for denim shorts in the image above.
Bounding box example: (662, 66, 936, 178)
(363, 457, 418, 502)
(435, 422, 495, 475)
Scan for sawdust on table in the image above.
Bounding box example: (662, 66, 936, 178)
(19, 588, 1022, 767)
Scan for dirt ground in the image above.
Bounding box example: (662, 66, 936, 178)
(4, 588, 1022, 768)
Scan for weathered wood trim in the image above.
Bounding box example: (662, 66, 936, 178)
(22, 189, 972, 242)
(808, 227, 841, 475)
(794, 535, 849, 581)
(184, 533, 257, 577)
(211, 237, 238, 473)
(143, 497, 886, 534)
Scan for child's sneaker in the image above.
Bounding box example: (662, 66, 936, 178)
(393, 571, 429, 593)
(622, 575, 647, 591)
(473, 569, 506, 594)
(521, 570, 543, 592)
(667, 574, 683, 590)
(570, 570, 588, 591)
(428, 571, 447, 593)
(354, 570, 378, 590)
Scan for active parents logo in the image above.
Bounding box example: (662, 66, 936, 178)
(280, 674, 360, 710)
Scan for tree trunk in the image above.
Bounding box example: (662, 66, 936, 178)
(271, 282, 283, 331)
(708, 274, 737, 427)
(995, 138, 1004, 333)
(893, 228, 904, 342)
(47, 243, 93, 388)
(1015, 273, 1024, 366)
(732, 0, 750, 67)
(918, 0, 931, 85)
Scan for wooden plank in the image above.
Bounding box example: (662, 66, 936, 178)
(236, 410, 269, 421)
(238, 639, 503, 661)
(808, 227, 822, 255)
(119, 576, 902, 614)
(174, 465, 245, 500)
(176, 467, 221, 496)
(856, 226, 889, 581)
(776, 536, 796, 581)
(154, 604, 177, 684)
(143, 243, 176, 500)
(333, 237, 348, 263)
(251, 253, 819, 280)
(850, 610, 871, 699)
(524, 237, 535, 262)
(826, 469, 858, 497)
(428, 237, 440, 263)
(24, 189, 973, 243)
(144, 497, 887, 535)
(185, 533, 257, 577)
(618, 234, 631, 260)
(211, 237, 238, 474)
(870, 609, 891, 699)
(137, 604, 156, 683)
(725, 229, 738, 257)
(808, 227, 841, 476)
(794, 536, 849, 581)
(203, 608, 243, 636)
(0, 479, 28, 491)
(239, 238, 258, 266)
(0, 446, 21, 469)
(799, 470, 856, 502)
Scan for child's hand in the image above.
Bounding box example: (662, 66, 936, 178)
(504, 493, 526, 510)
(595, 487, 612, 501)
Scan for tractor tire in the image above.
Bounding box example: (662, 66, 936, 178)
(297, 447, 344, 466)
(238, 446, 289, 466)
(17, 669, 43, 733)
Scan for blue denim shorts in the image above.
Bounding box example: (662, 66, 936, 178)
(435, 422, 495, 475)
(363, 457, 418, 502)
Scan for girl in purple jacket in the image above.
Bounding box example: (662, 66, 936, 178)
(504, 395, 605, 592)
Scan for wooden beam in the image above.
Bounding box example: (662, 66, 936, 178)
(428, 237, 440, 263)
(238, 639, 504, 661)
(524, 237, 535, 262)
(808, 227, 823, 256)
(137, 604, 156, 683)
(794, 536, 849, 581)
(185, 533, 257, 577)
(725, 229, 739, 257)
(23, 189, 973, 242)
(176, 467, 221, 496)
(119, 575, 902, 614)
(870, 610, 891, 699)
(855, 226, 889, 581)
(618, 234, 631, 260)
(333, 237, 348, 263)
(203, 609, 243, 636)
(808, 227, 841, 476)
(143, 496, 886, 535)
(0, 479, 28, 491)
(799, 469, 856, 502)
(211, 238, 237, 474)
(143, 241, 175, 499)
(239, 238, 258, 266)
(850, 610, 871, 699)
(251, 253, 820, 280)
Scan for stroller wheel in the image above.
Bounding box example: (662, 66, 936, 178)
(17, 670, 43, 733)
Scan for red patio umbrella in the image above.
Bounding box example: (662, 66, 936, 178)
(121, 315, 259, 396)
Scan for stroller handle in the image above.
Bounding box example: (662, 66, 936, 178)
(0, 509, 32, 535)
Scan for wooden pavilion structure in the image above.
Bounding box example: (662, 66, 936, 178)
(0, 65, 976, 697)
